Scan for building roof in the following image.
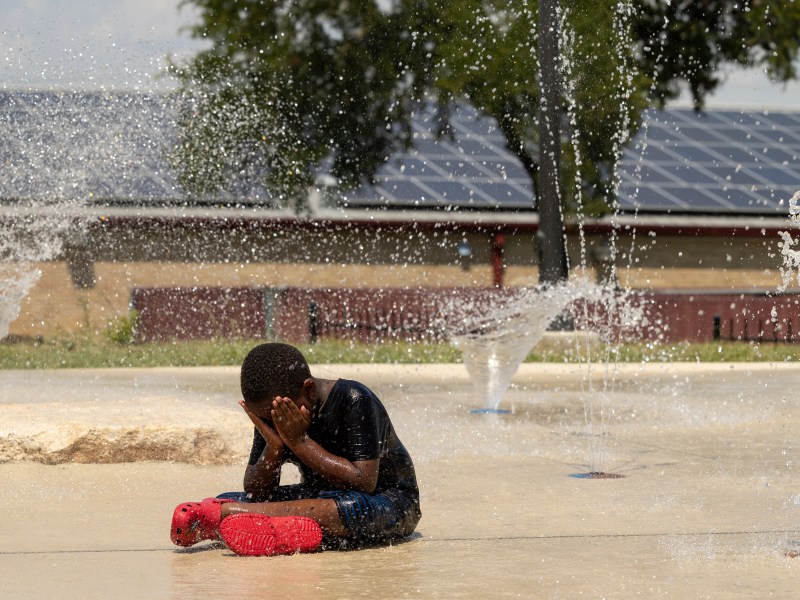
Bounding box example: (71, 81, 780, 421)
(338, 103, 534, 211)
(1, 90, 797, 221)
(618, 108, 800, 216)
(0, 91, 180, 204)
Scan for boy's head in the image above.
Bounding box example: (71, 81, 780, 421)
(240, 343, 311, 409)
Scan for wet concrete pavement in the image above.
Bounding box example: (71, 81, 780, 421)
(2, 362, 800, 598)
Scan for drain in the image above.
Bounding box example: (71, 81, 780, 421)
(569, 472, 625, 479)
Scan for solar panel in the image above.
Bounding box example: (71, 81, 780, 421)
(668, 145, 719, 163)
(630, 186, 688, 209)
(340, 103, 535, 211)
(617, 107, 800, 215)
(755, 167, 800, 186)
(761, 113, 800, 128)
(430, 159, 489, 179)
(713, 145, 764, 163)
(756, 129, 800, 144)
(1, 91, 798, 216)
(0, 91, 181, 204)
(420, 180, 469, 199)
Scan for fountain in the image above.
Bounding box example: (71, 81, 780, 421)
(448, 279, 647, 413)
(0, 0, 672, 483)
(777, 191, 800, 293)
(0, 201, 80, 339)
(446, 275, 648, 479)
(0, 90, 180, 341)
(449, 282, 579, 413)
(443, 1, 646, 441)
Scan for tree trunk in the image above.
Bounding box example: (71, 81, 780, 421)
(537, 0, 569, 286)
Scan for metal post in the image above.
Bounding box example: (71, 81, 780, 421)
(491, 232, 506, 287)
(309, 301, 319, 344)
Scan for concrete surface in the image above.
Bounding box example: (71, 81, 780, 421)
(2, 362, 800, 598)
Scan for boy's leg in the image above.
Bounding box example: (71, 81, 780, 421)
(222, 490, 419, 547)
(221, 498, 346, 537)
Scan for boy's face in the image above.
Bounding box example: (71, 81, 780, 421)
(244, 391, 307, 424)
(243, 399, 274, 423)
(243, 379, 316, 425)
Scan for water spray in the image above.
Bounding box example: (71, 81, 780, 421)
(777, 191, 800, 293)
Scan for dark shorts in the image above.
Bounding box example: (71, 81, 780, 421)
(217, 485, 421, 548)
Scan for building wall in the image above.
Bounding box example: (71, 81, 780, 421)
(613, 231, 789, 289)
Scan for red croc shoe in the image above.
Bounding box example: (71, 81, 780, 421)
(220, 514, 323, 557)
(170, 497, 235, 547)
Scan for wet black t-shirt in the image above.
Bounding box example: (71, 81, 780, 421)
(247, 379, 419, 498)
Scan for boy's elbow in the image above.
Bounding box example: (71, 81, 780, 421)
(356, 473, 379, 494)
(352, 460, 379, 494)
(357, 481, 377, 494)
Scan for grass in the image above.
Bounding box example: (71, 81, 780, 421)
(0, 335, 797, 369)
(593, 341, 800, 364)
(0, 337, 461, 369)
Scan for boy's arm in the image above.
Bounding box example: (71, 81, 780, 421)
(272, 397, 379, 494)
(240, 400, 284, 500)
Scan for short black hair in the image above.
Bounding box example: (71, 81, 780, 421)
(240, 343, 311, 405)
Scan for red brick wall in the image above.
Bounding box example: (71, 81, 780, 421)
(132, 287, 266, 342)
(132, 286, 800, 344)
(644, 292, 800, 343)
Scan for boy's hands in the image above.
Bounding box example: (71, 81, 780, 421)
(239, 400, 284, 499)
(271, 397, 312, 447)
(239, 400, 283, 450)
(243, 395, 377, 494)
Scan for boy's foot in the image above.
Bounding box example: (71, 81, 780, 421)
(170, 497, 234, 547)
(220, 513, 323, 557)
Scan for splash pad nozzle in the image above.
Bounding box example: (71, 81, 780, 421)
(469, 408, 512, 414)
(569, 472, 625, 479)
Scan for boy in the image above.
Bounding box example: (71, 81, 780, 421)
(170, 342, 421, 556)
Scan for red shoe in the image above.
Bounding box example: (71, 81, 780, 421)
(170, 497, 235, 547)
(220, 514, 323, 557)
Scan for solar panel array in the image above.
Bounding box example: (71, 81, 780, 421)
(0, 91, 183, 204)
(339, 104, 535, 210)
(617, 108, 800, 215)
(1, 91, 798, 216)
